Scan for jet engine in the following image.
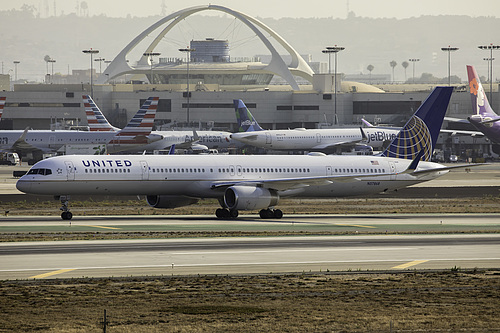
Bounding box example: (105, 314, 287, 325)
(146, 195, 199, 208)
(224, 186, 279, 211)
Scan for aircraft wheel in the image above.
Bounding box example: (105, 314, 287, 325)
(229, 209, 239, 218)
(259, 209, 273, 219)
(61, 211, 73, 220)
(215, 208, 225, 218)
(273, 209, 283, 219)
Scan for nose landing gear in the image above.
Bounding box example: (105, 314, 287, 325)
(58, 195, 73, 220)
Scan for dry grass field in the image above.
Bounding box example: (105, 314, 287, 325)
(1, 271, 499, 332)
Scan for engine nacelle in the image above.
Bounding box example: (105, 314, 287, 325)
(146, 195, 199, 209)
(224, 186, 279, 211)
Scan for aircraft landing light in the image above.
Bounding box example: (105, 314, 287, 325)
(392, 260, 429, 269)
(335, 224, 377, 229)
(83, 225, 121, 230)
(29, 269, 76, 279)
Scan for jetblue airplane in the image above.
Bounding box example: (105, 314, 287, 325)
(0, 97, 161, 161)
(83, 95, 235, 151)
(17, 87, 471, 220)
(230, 99, 400, 152)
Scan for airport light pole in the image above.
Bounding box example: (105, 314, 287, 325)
(143, 52, 161, 85)
(409, 58, 420, 84)
(47, 59, 55, 83)
(13, 61, 20, 82)
(323, 46, 344, 125)
(82, 48, 99, 97)
(179, 47, 195, 124)
(441, 46, 459, 86)
(478, 44, 500, 103)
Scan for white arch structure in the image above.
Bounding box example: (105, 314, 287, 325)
(96, 4, 314, 90)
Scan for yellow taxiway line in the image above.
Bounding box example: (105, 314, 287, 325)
(335, 224, 377, 228)
(83, 225, 121, 230)
(30, 269, 76, 279)
(392, 260, 429, 269)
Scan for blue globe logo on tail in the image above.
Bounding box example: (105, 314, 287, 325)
(381, 86, 453, 162)
(382, 115, 432, 161)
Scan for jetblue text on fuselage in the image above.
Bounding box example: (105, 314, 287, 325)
(366, 131, 397, 143)
(81, 159, 132, 168)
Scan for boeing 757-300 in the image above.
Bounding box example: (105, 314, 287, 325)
(17, 87, 473, 220)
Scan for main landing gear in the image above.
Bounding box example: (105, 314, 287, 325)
(214, 207, 283, 219)
(58, 195, 73, 220)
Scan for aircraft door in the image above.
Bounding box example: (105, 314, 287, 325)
(140, 161, 149, 180)
(389, 162, 396, 180)
(316, 133, 321, 143)
(326, 166, 332, 175)
(265, 132, 272, 144)
(64, 161, 75, 181)
(49, 135, 56, 148)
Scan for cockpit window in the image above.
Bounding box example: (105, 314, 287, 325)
(27, 168, 52, 176)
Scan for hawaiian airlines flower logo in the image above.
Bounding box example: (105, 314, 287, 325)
(470, 78, 479, 96)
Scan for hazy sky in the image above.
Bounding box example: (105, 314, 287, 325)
(2, 0, 500, 19)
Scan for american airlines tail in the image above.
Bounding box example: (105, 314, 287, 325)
(380, 86, 453, 161)
(83, 95, 120, 132)
(234, 99, 263, 132)
(107, 97, 160, 149)
(0, 96, 5, 121)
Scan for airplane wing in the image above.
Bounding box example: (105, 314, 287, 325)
(440, 129, 484, 137)
(231, 133, 259, 141)
(444, 116, 470, 124)
(10, 128, 45, 154)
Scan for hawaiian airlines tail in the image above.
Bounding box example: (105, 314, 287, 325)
(0, 97, 5, 121)
(107, 97, 160, 150)
(381, 86, 453, 161)
(234, 99, 263, 132)
(83, 95, 120, 132)
(467, 65, 498, 121)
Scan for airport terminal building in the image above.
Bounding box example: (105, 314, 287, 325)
(0, 5, 496, 161)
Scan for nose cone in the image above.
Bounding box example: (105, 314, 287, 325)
(16, 179, 32, 194)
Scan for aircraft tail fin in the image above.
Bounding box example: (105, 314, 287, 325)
(234, 99, 263, 132)
(0, 97, 5, 121)
(108, 97, 159, 145)
(83, 95, 121, 132)
(467, 65, 498, 119)
(380, 86, 453, 161)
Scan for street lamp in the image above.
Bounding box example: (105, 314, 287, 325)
(94, 57, 105, 75)
(478, 44, 500, 103)
(13, 61, 20, 82)
(441, 46, 459, 86)
(409, 58, 420, 83)
(323, 46, 344, 125)
(82, 48, 99, 97)
(179, 47, 195, 124)
(143, 52, 161, 84)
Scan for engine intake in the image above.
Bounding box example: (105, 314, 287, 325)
(146, 195, 199, 209)
(224, 186, 279, 211)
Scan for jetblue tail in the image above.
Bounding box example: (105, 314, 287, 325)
(381, 86, 453, 161)
(83, 95, 120, 132)
(108, 97, 159, 145)
(467, 65, 499, 120)
(234, 99, 263, 132)
(0, 97, 5, 121)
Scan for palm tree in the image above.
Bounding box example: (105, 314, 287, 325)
(402, 61, 409, 82)
(367, 64, 374, 83)
(390, 60, 397, 82)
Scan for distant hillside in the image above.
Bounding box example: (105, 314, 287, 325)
(1, 8, 499, 83)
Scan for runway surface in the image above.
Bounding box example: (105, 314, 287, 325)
(1, 214, 499, 280)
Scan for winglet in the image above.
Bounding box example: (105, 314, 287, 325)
(405, 149, 425, 173)
(168, 144, 176, 155)
(234, 99, 263, 132)
(361, 118, 374, 127)
(83, 95, 120, 132)
(381, 86, 453, 161)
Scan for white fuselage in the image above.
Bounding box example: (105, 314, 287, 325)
(231, 128, 399, 150)
(143, 130, 238, 151)
(17, 154, 447, 200)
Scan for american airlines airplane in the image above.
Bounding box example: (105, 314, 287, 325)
(230, 99, 400, 152)
(83, 95, 235, 151)
(17, 87, 469, 220)
(0, 97, 161, 162)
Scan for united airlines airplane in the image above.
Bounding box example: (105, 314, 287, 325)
(0, 97, 161, 161)
(230, 100, 400, 152)
(17, 87, 467, 220)
(83, 95, 235, 151)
